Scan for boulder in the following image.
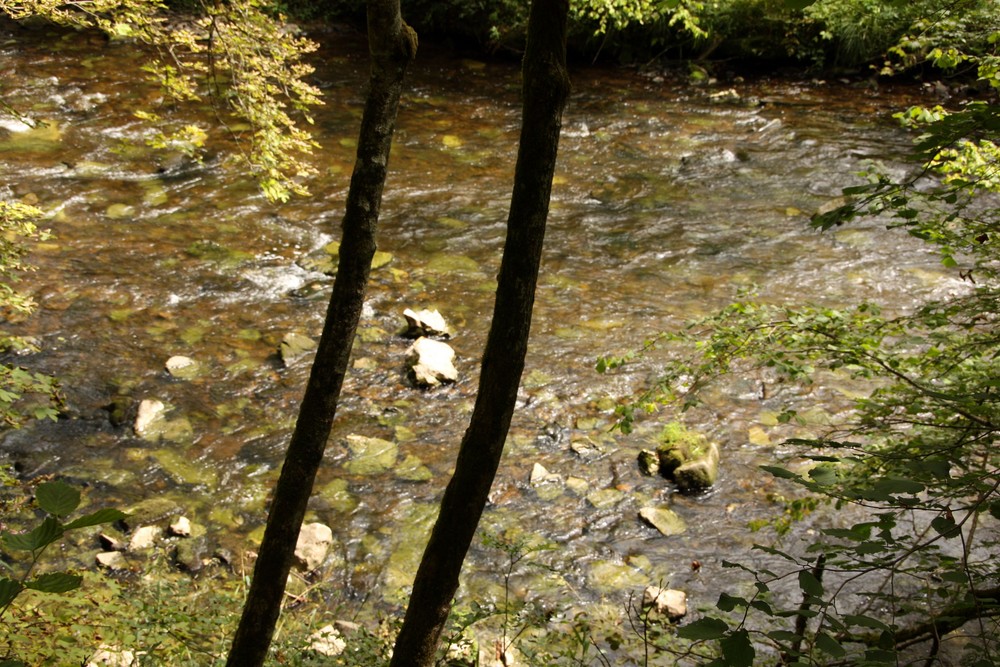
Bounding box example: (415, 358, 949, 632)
(402, 308, 452, 338)
(653, 422, 720, 493)
(294, 522, 333, 572)
(406, 337, 458, 387)
(673, 441, 720, 492)
(643, 586, 688, 621)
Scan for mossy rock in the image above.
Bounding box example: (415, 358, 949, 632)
(653, 422, 720, 492)
(345, 434, 398, 475)
(673, 441, 720, 493)
(655, 422, 709, 474)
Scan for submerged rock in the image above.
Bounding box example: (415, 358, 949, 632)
(638, 506, 687, 536)
(346, 434, 398, 476)
(406, 337, 458, 387)
(395, 453, 433, 482)
(280, 331, 317, 366)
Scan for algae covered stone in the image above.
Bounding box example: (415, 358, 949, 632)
(345, 434, 398, 475)
(651, 422, 720, 493)
(638, 506, 687, 536)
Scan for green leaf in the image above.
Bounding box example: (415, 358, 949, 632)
(35, 481, 80, 517)
(0, 577, 24, 607)
(808, 464, 838, 486)
(717, 592, 747, 612)
(24, 572, 82, 594)
(798, 569, 824, 597)
(873, 478, 925, 496)
(3, 517, 64, 553)
(783, 0, 816, 9)
(720, 629, 755, 667)
(64, 508, 127, 531)
(855, 540, 886, 555)
(0, 660, 28, 667)
(815, 631, 846, 657)
(759, 465, 799, 480)
(677, 617, 729, 640)
(844, 614, 891, 631)
(931, 515, 961, 538)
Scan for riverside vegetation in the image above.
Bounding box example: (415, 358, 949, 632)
(1, 0, 999, 664)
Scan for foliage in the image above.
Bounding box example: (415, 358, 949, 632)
(0, 200, 59, 426)
(0, 0, 322, 202)
(0, 481, 126, 666)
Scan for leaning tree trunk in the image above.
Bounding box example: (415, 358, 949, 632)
(225, 4, 416, 666)
(388, 2, 570, 665)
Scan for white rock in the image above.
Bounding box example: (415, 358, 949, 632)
(165, 355, 198, 379)
(128, 525, 162, 551)
(643, 586, 687, 620)
(134, 399, 166, 436)
(406, 337, 458, 387)
(87, 645, 136, 666)
(307, 624, 346, 657)
(169, 516, 192, 537)
(403, 308, 452, 338)
(96, 551, 127, 570)
(294, 522, 333, 572)
(529, 463, 562, 486)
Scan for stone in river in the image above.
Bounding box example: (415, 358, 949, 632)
(280, 331, 317, 366)
(406, 337, 457, 388)
(402, 307, 452, 338)
(165, 355, 200, 379)
(134, 399, 166, 439)
(638, 506, 687, 536)
(643, 586, 688, 621)
(294, 522, 334, 572)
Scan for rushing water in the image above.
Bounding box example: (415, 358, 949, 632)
(0, 21, 957, 631)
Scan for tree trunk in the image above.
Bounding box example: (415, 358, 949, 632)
(388, 2, 570, 665)
(225, 4, 416, 666)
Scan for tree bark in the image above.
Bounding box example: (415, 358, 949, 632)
(388, 2, 570, 665)
(225, 4, 416, 666)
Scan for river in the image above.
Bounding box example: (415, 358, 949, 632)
(0, 18, 956, 655)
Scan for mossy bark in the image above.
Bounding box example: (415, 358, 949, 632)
(225, 3, 415, 665)
(388, 2, 570, 665)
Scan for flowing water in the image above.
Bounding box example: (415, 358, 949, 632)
(0, 21, 958, 631)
